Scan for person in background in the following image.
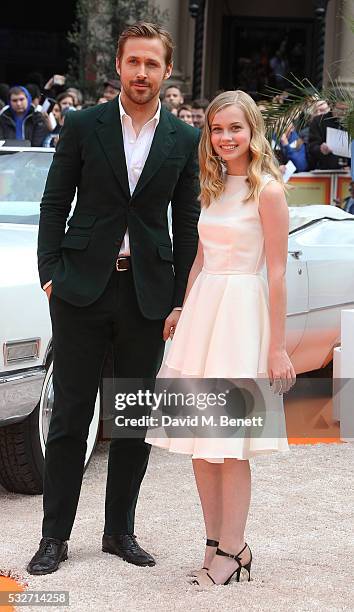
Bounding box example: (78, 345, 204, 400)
(191, 98, 209, 129)
(270, 49, 289, 87)
(308, 100, 350, 170)
(42, 102, 63, 148)
(97, 96, 109, 104)
(0, 85, 48, 146)
(311, 99, 330, 117)
(43, 74, 66, 100)
(256, 100, 271, 113)
(56, 92, 75, 112)
(299, 99, 330, 147)
(342, 181, 354, 214)
(279, 122, 308, 172)
(25, 83, 41, 109)
(163, 85, 184, 111)
(103, 79, 120, 100)
(66, 87, 84, 110)
(0, 83, 10, 111)
(177, 104, 194, 126)
(271, 90, 289, 105)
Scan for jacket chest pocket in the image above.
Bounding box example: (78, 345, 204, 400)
(161, 156, 185, 171)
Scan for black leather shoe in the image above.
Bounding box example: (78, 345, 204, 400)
(102, 534, 155, 567)
(27, 537, 68, 575)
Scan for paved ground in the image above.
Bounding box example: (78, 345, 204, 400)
(1, 441, 354, 612)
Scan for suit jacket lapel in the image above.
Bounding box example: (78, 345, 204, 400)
(95, 99, 130, 200)
(131, 106, 176, 200)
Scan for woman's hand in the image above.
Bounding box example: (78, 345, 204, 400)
(268, 349, 296, 394)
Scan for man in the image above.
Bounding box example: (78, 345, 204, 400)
(27, 22, 199, 575)
(163, 85, 184, 110)
(191, 98, 209, 129)
(103, 78, 121, 100)
(0, 86, 48, 146)
(308, 100, 350, 170)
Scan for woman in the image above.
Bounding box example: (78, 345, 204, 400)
(147, 90, 295, 587)
(177, 104, 194, 126)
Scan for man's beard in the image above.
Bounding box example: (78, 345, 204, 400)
(125, 83, 158, 105)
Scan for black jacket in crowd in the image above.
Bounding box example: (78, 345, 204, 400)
(308, 111, 350, 170)
(0, 105, 48, 146)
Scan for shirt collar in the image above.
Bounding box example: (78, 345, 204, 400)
(118, 94, 161, 125)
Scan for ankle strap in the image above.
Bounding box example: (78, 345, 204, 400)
(206, 539, 219, 547)
(216, 543, 248, 564)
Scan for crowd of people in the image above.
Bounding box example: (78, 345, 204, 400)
(0, 77, 211, 146)
(0, 75, 351, 204)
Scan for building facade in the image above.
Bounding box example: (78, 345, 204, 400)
(161, 0, 354, 100)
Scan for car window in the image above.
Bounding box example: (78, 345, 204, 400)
(0, 151, 53, 224)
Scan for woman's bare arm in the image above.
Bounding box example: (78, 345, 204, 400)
(259, 181, 296, 391)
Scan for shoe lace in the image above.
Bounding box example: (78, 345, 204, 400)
(126, 534, 140, 552)
(39, 539, 57, 556)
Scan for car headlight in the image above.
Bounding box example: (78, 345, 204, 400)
(3, 338, 40, 365)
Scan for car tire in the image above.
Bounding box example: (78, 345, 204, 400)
(0, 356, 101, 495)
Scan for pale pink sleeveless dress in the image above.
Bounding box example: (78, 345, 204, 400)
(146, 174, 289, 461)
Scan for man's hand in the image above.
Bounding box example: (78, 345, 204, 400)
(44, 284, 52, 301)
(163, 309, 181, 341)
(320, 143, 331, 155)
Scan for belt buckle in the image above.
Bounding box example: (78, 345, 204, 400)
(116, 257, 128, 272)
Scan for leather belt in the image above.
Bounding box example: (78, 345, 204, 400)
(115, 256, 130, 272)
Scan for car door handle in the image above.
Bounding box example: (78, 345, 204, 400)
(288, 250, 303, 259)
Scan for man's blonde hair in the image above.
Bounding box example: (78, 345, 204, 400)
(199, 90, 284, 207)
(116, 22, 174, 66)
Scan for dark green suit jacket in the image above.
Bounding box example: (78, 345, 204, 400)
(37, 99, 200, 319)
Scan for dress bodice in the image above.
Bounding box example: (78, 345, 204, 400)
(198, 174, 274, 274)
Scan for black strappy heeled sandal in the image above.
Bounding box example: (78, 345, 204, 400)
(191, 542, 252, 586)
(187, 539, 219, 578)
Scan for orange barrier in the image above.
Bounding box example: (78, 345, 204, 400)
(288, 171, 351, 206)
(284, 393, 343, 445)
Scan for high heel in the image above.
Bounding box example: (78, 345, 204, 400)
(187, 539, 219, 578)
(191, 543, 252, 586)
(217, 543, 252, 584)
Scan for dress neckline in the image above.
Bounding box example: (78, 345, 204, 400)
(226, 174, 247, 178)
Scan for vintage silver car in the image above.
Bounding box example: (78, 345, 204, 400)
(0, 148, 100, 495)
(0, 147, 353, 494)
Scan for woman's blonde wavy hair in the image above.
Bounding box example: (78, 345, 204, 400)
(199, 90, 284, 207)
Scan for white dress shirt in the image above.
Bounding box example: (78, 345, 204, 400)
(118, 95, 161, 256)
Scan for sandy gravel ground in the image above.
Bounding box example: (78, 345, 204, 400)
(1, 441, 354, 612)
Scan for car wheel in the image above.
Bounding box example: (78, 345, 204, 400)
(0, 357, 101, 495)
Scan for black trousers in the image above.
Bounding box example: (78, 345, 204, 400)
(42, 266, 165, 540)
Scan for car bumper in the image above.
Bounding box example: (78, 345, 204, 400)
(0, 367, 46, 426)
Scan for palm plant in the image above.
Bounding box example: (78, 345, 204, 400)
(262, 18, 354, 178)
(263, 76, 354, 141)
